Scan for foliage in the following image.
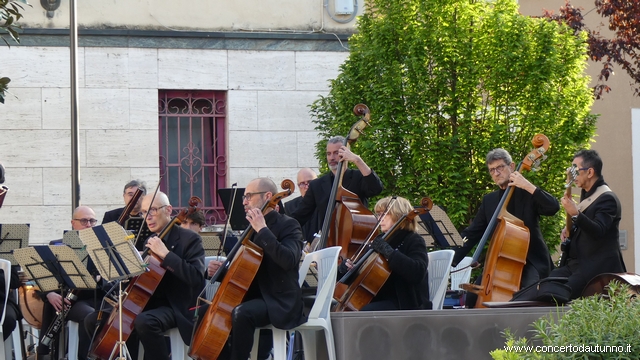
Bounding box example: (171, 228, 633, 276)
(541, 0, 640, 98)
(0, 0, 27, 104)
(309, 0, 597, 251)
(491, 281, 640, 359)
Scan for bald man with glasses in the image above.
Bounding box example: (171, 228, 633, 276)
(452, 148, 560, 308)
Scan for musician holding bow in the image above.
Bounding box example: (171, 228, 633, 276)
(216, 177, 306, 360)
(453, 148, 559, 307)
(550, 149, 625, 299)
(338, 196, 431, 311)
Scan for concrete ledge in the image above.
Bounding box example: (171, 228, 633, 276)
(330, 307, 566, 360)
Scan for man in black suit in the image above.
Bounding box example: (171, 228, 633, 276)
(216, 177, 306, 360)
(284, 168, 318, 244)
(453, 148, 559, 306)
(289, 136, 384, 243)
(550, 149, 625, 299)
(102, 179, 147, 223)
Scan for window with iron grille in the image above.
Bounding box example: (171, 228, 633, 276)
(158, 90, 227, 226)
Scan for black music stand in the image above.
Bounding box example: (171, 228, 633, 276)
(13, 245, 97, 359)
(218, 188, 249, 230)
(0, 223, 30, 265)
(78, 222, 146, 360)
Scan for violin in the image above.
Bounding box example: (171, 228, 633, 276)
(316, 104, 377, 261)
(189, 180, 295, 360)
(462, 134, 550, 307)
(89, 196, 201, 360)
(333, 197, 433, 312)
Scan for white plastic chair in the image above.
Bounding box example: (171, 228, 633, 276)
(250, 246, 341, 360)
(204, 255, 226, 300)
(427, 250, 455, 310)
(1, 258, 17, 360)
(138, 327, 188, 360)
(450, 256, 473, 291)
(67, 320, 80, 360)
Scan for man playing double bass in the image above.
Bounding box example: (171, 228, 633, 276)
(550, 149, 625, 299)
(453, 148, 560, 307)
(214, 177, 306, 360)
(290, 136, 384, 244)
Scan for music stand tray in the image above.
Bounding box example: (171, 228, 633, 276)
(78, 222, 146, 282)
(0, 223, 30, 265)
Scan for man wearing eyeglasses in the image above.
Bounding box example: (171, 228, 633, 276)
(212, 177, 305, 360)
(289, 136, 384, 247)
(32, 206, 100, 360)
(452, 148, 559, 307)
(549, 149, 625, 299)
(284, 168, 318, 243)
(102, 180, 150, 250)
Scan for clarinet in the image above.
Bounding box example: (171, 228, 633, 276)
(41, 290, 79, 346)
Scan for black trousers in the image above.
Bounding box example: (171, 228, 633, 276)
(38, 298, 94, 359)
(217, 298, 273, 360)
(1, 302, 19, 340)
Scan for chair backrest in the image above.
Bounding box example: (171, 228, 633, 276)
(0, 259, 11, 326)
(427, 250, 455, 310)
(450, 256, 473, 291)
(298, 246, 340, 320)
(203, 256, 227, 301)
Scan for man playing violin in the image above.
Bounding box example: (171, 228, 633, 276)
(453, 148, 559, 307)
(550, 149, 625, 299)
(215, 177, 306, 360)
(338, 196, 431, 311)
(290, 136, 383, 243)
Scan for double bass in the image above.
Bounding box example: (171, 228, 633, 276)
(462, 134, 550, 308)
(315, 104, 378, 261)
(89, 196, 201, 360)
(189, 180, 295, 360)
(333, 197, 433, 311)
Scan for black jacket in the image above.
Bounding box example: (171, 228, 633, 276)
(102, 207, 124, 224)
(454, 186, 560, 286)
(551, 177, 625, 298)
(290, 169, 383, 239)
(154, 225, 205, 344)
(0, 265, 22, 321)
(248, 211, 307, 329)
(284, 196, 317, 244)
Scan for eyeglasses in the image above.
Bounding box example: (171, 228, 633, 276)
(140, 205, 167, 217)
(242, 192, 267, 201)
(297, 181, 310, 188)
(488, 164, 507, 175)
(73, 218, 98, 226)
(577, 167, 590, 172)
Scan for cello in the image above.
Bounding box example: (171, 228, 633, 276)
(461, 134, 550, 308)
(189, 179, 295, 360)
(333, 197, 433, 311)
(89, 196, 201, 360)
(315, 104, 378, 261)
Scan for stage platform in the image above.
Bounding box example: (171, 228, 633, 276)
(329, 307, 566, 360)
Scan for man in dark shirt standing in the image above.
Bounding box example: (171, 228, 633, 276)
(290, 136, 384, 244)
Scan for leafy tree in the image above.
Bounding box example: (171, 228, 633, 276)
(310, 0, 597, 252)
(1, 0, 27, 104)
(541, 0, 640, 99)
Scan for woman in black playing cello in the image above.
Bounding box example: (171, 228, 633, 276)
(338, 196, 431, 311)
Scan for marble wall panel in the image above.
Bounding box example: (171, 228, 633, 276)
(130, 168, 161, 192)
(257, 90, 321, 131)
(296, 131, 322, 168)
(129, 89, 160, 130)
(1, 168, 43, 206)
(0, 47, 85, 88)
(226, 167, 260, 191)
(1, 205, 71, 244)
(228, 130, 298, 168)
(227, 90, 258, 131)
(158, 49, 228, 90)
(80, 167, 137, 205)
(228, 51, 295, 90)
(0, 88, 43, 129)
(84, 47, 129, 88)
(42, 167, 72, 206)
(295, 52, 349, 91)
(79, 88, 130, 129)
(42, 88, 71, 129)
(85, 129, 158, 167)
(0, 130, 87, 167)
(128, 48, 159, 89)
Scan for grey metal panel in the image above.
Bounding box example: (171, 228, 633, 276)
(331, 307, 565, 360)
